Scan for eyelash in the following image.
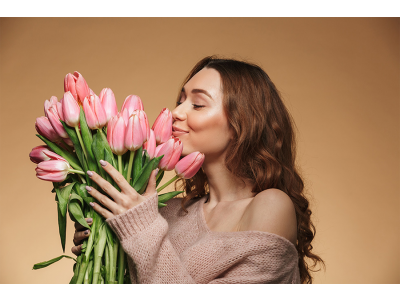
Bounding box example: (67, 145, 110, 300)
(176, 101, 204, 109)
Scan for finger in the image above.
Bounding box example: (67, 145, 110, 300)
(74, 218, 93, 230)
(143, 168, 158, 198)
(86, 170, 122, 204)
(89, 201, 114, 220)
(85, 186, 119, 215)
(71, 244, 82, 256)
(99, 159, 133, 194)
(73, 229, 90, 246)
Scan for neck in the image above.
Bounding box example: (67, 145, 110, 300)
(202, 154, 256, 206)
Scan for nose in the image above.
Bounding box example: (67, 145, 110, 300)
(172, 103, 186, 122)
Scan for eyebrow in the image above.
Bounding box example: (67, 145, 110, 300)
(182, 87, 214, 101)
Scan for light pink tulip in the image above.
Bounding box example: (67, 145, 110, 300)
(136, 110, 150, 142)
(46, 105, 69, 139)
(35, 160, 70, 182)
(44, 96, 58, 116)
(152, 108, 173, 145)
(143, 129, 156, 159)
(156, 137, 183, 171)
(64, 72, 90, 105)
(175, 152, 205, 179)
(107, 114, 128, 155)
(35, 116, 62, 142)
(62, 91, 80, 127)
(99, 88, 118, 122)
(29, 145, 51, 164)
(82, 95, 107, 129)
(121, 95, 144, 116)
(125, 113, 146, 151)
(42, 149, 69, 162)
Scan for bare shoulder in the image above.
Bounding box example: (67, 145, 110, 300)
(239, 189, 298, 245)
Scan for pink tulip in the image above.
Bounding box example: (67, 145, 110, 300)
(44, 96, 58, 116)
(175, 152, 205, 179)
(152, 108, 173, 145)
(35, 116, 62, 142)
(82, 95, 107, 129)
(35, 160, 70, 182)
(121, 95, 144, 116)
(137, 110, 150, 142)
(125, 113, 146, 151)
(62, 91, 80, 127)
(155, 137, 183, 171)
(99, 88, 118, 122)
(107, 114, 128, 155)
(143, 129, 156, 159)
(29, 145, 51, 164)
(64, 72, 90, 105)
(46, 105, 69, 139)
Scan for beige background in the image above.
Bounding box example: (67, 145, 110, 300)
(0, 18, 398, 284)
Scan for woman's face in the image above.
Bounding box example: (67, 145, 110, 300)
(172, 67, 233, 159)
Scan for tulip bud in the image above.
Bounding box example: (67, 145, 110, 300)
(125, 113, 146, 151)
(175, 152, 205, 179)
(29, 145, 51, 164)
(35, 116, 62, 142)
(99, 88, 118, 123)
(83, 95, 108, 129)
(46, 106, 69, 139)
(35, 160, 70, 182)
(62, 91, 80, 127)
(64, 73, 78, 100)
(107, 114, 128, 155)
(155, 137, 183, 171)
(44, 96, 58, 116)
(143, 129, 156, 159)
(64, 71, 90, 105)
(152, 108, 173, 145)
(121, 95, 144, 116)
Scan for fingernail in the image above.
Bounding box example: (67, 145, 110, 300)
(85, 186, 92, 192)
(99, 160, 107, 166)
(89, 202, 95, 207)
(87, 171, 93, 177)
(84, 230, 89, 235)
(86, 218, 93, 223)
(155, 168, 159, 176)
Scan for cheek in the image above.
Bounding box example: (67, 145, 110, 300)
(183, 111, 231, 155)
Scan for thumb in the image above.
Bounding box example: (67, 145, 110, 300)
(144, 168, 158, 197)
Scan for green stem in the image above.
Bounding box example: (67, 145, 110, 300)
(68, 168, 86, 175)
(78, 174, 87, 184)
(60, 139, 73, 152)
(75, 126, 88, 161)
(112, 241, 119, 284)
(126, 151, 135, 183)
(75, 258, 88, 284)
(117, 246, 126, 284)
(83, 260, 93, 284)
(118, 155, 123, 174)
(157, 174, 179, 193)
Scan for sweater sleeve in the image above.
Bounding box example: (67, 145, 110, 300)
(106, 192, 300, 284)
(106, 192, 197, 283)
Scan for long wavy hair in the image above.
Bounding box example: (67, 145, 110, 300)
(173, 56, 325, 284)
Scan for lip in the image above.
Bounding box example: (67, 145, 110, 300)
(172, 126, 189, 133)
(172, 131, 187, 137)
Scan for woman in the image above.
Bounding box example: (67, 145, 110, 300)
(72, 56, 325, 283)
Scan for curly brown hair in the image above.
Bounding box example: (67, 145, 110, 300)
(173, 56, 325, 284)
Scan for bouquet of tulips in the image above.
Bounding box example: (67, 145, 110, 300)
(30, 71, 205, 284)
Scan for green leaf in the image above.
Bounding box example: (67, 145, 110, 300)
(142, 149, 150, 168)
(33, 255, 76, 270)
(133, 155, 163, 193)
(91, 131, 107, 179)
(70, 192, 84, 206)
(83, 196, 95, 206)
(56, 182, 76, 217)
(36, 134, 82, 171)
(132, 146, 143, 184)
(158, 191, 184, 203)
(156, 169, 165, 188)
(57, 201, 67, 252)
(60, 120, 86, 168)
(68, 194, 89, 229)
(158, 202, 167, 208)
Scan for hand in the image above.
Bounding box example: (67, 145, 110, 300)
(71, 217, 93, 256)
(85, 159, 159, 220)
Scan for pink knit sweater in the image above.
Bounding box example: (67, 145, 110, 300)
(106, 192, 301, 284)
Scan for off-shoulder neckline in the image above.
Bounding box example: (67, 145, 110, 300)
(197, 194, 298, 252)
